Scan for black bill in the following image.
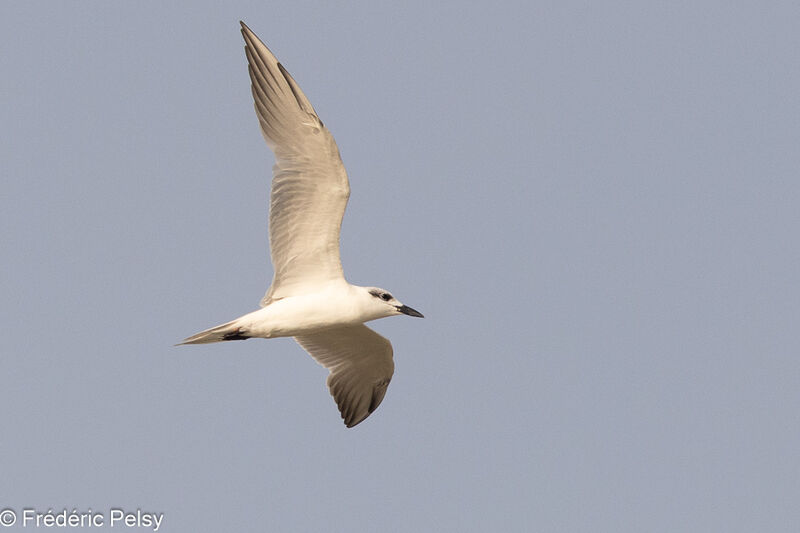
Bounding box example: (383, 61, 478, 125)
(397, 305, 424, 318)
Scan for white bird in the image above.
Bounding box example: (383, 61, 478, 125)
(180, 22, 423, 428)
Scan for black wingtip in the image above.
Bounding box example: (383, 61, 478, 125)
(222, 329, 251, 341)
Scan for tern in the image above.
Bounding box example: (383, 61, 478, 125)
(179, 22, 423, 428)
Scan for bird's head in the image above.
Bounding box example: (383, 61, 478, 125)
(359, 287, 424, 321)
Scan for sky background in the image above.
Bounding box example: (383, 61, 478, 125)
(1, 1, 799, 531)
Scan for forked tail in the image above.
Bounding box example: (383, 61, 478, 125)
(178, 319, 250, 345)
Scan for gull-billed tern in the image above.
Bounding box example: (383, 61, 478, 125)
(179, 22, 424, 428)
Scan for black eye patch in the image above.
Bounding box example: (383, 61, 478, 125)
(381, 293, 392, 301)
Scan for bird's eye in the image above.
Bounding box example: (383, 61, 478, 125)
(381, 293, 392, 301)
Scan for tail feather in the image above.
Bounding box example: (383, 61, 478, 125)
(177, 319, 249, 345)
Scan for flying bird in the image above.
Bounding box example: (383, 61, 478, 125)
(179, 22, 423, 427)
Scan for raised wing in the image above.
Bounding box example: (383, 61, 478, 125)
(241, 22, 350, 306)
(294, 325, 395, 428)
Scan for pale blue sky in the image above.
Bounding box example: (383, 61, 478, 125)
(2, 1, 799, 531)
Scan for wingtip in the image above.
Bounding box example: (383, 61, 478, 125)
(239, 21, 261, 50)
(343, 412, 369, 428)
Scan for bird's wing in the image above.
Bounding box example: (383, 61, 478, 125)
(241, 22, 350, 306)
(294, 324, 395, 428)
